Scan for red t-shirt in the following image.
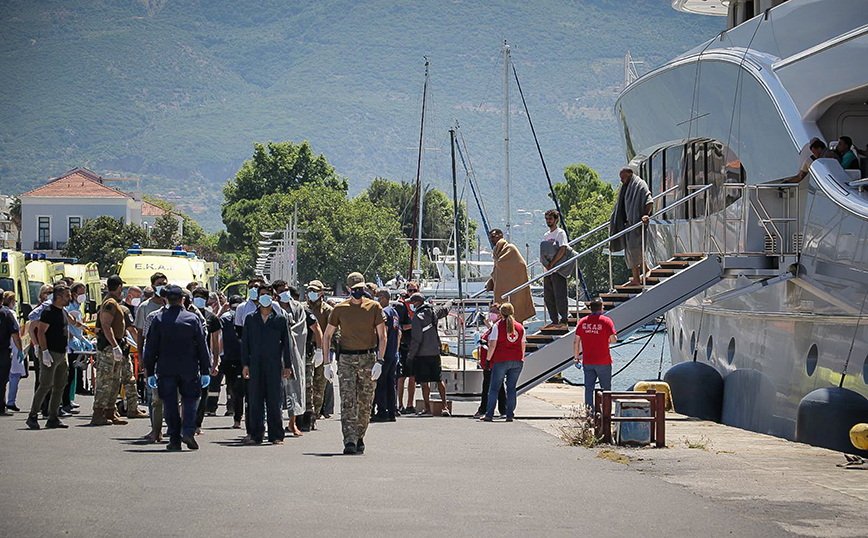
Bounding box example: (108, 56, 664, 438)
(576, 314, 615, 365)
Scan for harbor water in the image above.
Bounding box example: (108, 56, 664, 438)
(560, 331, 671, 391)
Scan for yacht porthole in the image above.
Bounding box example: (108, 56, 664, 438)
(706, 335, 714, 361)
(862, 354, 868, 384)
(690, 332, 696, 356)
(806, 344, 818, 377)
(726, 338, 735, 365)
(679, 329, 684, 351)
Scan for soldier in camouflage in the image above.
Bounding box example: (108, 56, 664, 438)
(322, 272, 387, 455)
(303, 280, 331, 430)
(90, 275, 129, 426)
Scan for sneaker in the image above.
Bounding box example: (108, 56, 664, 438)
(25, 416, 40, 430)
(223, 410, 234, 417)
(355, 438, 365, 454)
(404, 406, 416, 414)
(416, 410, 433, 417)
(166, 442, 182, 451)
(45, 419, 69, 429)
(505, 417, 514, 422)
(388, 416, 397, 422)
(58, 408, 72, 418)
(61, 405, 80, 415)
(343, 442, 357, 455)
(7, 405, 19, 412)
(182, 435, 199, 450)
(370, 415, 387, 423)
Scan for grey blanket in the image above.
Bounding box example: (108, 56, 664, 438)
(282, 299, 308, 416)
(540, 241, 577, 278)
(609, 176, 653, 268)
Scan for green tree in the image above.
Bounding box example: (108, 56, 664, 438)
(223, 141, 348, 206)
(553, 164, 628, 295)
(150, 214, 179, 248)
(63, 216, 150, 276)
(365, 178, 477, 256)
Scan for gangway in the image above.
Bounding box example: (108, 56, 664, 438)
(497, 181, 799, 396)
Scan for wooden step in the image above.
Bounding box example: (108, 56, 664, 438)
(539, 324, 571, 336)
(599, 293, 633, 302)
(672, 253, 704, 260)
(659, 260, 690, 268)
(614, 284, 644, 293)
(527, 334, 556, 344)
(525, 343, 540, 352)
(648, 268, 677, 277)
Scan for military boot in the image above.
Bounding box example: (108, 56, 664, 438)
(110, 406, 129, 425)
(298, 411, 313, 432)
(126, 402, 148, 419)
(90, 408, 113, 426)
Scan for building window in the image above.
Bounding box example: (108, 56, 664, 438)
(38, 216, 50, 244)
(68, 216, 81, 238)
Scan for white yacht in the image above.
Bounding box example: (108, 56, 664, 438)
(616, 0, 868, 445)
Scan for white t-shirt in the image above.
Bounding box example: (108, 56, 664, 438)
(543, 227, 568, 248)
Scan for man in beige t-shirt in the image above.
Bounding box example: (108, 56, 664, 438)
(322, 272, 387, 455)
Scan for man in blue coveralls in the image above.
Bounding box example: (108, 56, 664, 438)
(144, 285, 212, 451)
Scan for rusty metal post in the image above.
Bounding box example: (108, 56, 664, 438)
(656, 392, 666, 448)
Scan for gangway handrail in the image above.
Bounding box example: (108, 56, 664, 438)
(526, 183, 681, 273)
(505, 184, 714, 300)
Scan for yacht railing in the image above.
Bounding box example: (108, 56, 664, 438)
(504, 184, 714, 301)
(719, 183, 800, 256)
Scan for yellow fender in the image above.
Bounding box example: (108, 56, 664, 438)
(634, 380, 673, 411)
(850, 423, 868, 451)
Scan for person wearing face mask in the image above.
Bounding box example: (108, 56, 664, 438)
(134, 272, 169, 441)
(407, 293, 452, 417)
(371, 289, 401, 423)
(304, 280, 332, 428)
(144, 285, 212, 451)
(274, 281, 310, 436)
(26, 284, 73, 430)
(118, 289, 147, 420)
(220, 296, 245, 429)
(0, 291, 23, 416)
(234, 278, 265, 337)
(27, 284, 54, 417)
(192, 287, 222, 433)
(322, 272, 388, 455)
(475, 303, 507, 419)
(59, 282, 89, 416)
(204, 291, 225, 414)
(395, 281, 418, 414)
(241, 285, 295, 445)
(124, 286, 143, 319)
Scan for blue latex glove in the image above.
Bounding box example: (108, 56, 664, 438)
(16, 350, 24, 363)
(84, 339, 95, 352)
(69, 337, 83, 352)
(147, 375, 158, 389)
(200, 374, 211, 388)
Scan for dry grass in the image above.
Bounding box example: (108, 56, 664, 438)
(683, 436, 713, 451)
(559, 406, 603, 448)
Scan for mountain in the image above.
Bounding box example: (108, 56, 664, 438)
(0, 0, 721, 238)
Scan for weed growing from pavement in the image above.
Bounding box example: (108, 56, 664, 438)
(683, 436, 713, 451)
(559, 406, 603, 448)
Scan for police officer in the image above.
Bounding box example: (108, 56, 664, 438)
(241, 285, 295, 445)
(143, 285, 212, 451)
(304, 280, 331, 430)
(322, 272, 387, 455)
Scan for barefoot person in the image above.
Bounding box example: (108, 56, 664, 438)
(609, 168, 652, 286)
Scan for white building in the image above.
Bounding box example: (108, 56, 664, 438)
(19, 167, 182, 254)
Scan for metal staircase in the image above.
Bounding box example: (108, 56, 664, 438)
(516, 253, 723, 394)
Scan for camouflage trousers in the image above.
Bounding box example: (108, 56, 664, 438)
(93, 348, 122, 410)
(305, 350, 327, 414)
(337, 351, 376, 445)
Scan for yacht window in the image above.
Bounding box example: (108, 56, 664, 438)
(706, 334, 714, 361)
(726, 337, 736, 365)
(689, 331, 696, 356)
(688, 142, 707, 219)
(862, 353, 868, 384)
(664, 145, 685, 219)
(806, 344, 818, 377)
(651, 150, 664, 201)
(679, 328, 684, 351)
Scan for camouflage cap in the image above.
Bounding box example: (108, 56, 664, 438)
(346, 272, 365, 289)
(306, 279, 324, 292)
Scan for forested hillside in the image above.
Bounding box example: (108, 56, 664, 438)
(0, 0, 721, 235)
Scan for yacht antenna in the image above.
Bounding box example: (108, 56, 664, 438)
(503, 41, 511, 242)
(409, 57, 430, 278)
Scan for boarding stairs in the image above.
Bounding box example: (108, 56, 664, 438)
(516, 252, 723, 394)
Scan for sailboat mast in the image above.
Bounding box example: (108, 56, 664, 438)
(503, 41, 511, 242)
(408, 57, 430, 279)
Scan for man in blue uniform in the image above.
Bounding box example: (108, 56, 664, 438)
(241, 285, 295, 445)
(143, 285, 212, 451)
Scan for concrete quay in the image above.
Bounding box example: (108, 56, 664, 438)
(0, 380, 862, 538)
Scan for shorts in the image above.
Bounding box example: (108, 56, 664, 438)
(397, 346, 412, 378)
(413, 355, 442, 383)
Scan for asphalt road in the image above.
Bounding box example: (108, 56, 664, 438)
(0, 385, 795, 538)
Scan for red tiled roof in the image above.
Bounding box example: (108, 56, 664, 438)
(142, 201, 168, 216)
(20, 167, 130, 199)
